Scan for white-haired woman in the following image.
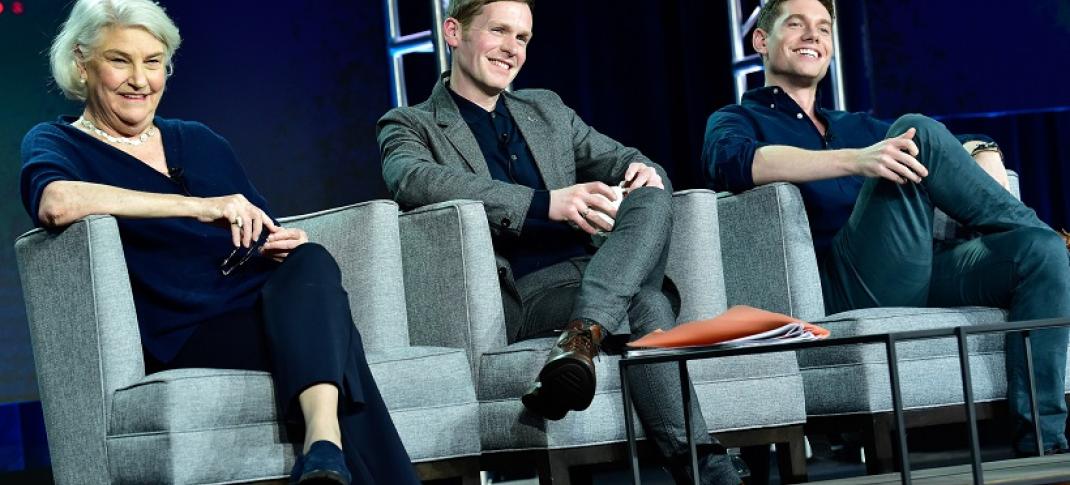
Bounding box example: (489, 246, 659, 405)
(19, 1, 419, 483)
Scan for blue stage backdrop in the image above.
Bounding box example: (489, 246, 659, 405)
(0, 0, 1068, 473)
(862, 0, 1070, 118)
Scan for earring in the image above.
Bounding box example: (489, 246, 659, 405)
(79, 77, 86, 85)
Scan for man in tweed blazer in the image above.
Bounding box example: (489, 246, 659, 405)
(378, 1, 741, 482)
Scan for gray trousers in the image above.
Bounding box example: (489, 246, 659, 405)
(820, 114, 1070, 453)
(514, 187, 738, 482)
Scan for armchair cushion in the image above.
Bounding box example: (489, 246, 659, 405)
(369, 347, 480, 462)
(110, 368, 277, 436)
(799, 307, 1009, 415)
(478, 339, 801, 402)
(108, 347, 478, 475)
(477, 337, 805, 450)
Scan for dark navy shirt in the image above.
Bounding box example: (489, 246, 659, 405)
(20, 117, 277, 362)
(448, 89, 588, 278)
(703, 87, 993, 259)
(703, 87, 894, 260)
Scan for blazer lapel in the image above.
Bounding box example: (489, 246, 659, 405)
(505, 95, 568, 189)
(430, 79, 492, 178)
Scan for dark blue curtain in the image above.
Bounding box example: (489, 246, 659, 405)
(944, 111, 1070, 231)
(2, 0, 1068, 477)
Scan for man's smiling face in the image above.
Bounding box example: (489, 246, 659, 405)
(446, 1, 532, 101)
(754, 0, 834, 87)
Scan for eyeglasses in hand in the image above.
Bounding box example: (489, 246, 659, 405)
(220, 232, 267, 276)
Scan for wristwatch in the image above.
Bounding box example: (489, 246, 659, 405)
(969, 141, 1003, 160)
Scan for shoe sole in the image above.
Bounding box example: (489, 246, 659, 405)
(299, 470, 349, 484)
(538, 357, 596, 412)
(521, 388, 570, 421)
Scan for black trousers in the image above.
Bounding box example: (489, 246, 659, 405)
(147, 243, 420, 484)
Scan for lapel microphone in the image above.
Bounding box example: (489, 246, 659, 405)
(167, 166, 191, 196)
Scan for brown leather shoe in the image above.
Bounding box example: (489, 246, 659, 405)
(521, 319, 604, 420)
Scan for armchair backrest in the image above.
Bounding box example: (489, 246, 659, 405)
(15, 215, 142, 485)
(666, 190, 729, 322)
(279, 200, 410, 351)
(718, 183, 828, 321)
(398, 200, 507, 383)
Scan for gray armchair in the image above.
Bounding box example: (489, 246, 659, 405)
(15, 200, 480, 484)
(399, 191, 809, 483)
(716, 174, 1070, 473)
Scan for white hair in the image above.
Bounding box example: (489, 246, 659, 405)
(50, 0, 181, 101)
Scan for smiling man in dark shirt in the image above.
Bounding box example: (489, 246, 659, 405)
(702, 0, 1070, 455)
(379, 0, 741, 482)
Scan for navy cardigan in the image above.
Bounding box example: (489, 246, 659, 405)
(20, 116, 277, 362)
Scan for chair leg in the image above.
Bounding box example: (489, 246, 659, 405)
(774, 427, 808, 484)
(740, 445, 771, 485)
(413, 456, 481, 484)
(862, 414, 897, 474)
(536, 451, 573, 485)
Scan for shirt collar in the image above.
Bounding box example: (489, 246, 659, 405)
(742, 85, 830, 121)
(447, 86, 510, 124)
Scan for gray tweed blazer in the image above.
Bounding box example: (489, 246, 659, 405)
(377, 73, 669, 332)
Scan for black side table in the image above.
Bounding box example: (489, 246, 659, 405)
(618, 317, 1070, 485)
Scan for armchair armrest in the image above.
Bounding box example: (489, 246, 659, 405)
(397, 200, 506, 382)
(14, 215, 140, 484)
(666, 189, 728, 322)
(280, 200, 409, 351)
(1008, 170, 1020, 199)
(717, 183, 826, 321)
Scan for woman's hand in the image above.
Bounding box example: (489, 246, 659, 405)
(198, 194, 275, 248)
(260, 226, 308, 261)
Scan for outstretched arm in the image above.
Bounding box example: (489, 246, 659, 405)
(703, 109, 928, 191)
(38, 180, 274, 249)
(752, 128, 927, 185)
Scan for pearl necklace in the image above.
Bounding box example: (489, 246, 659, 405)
(76, 117, 156, 146)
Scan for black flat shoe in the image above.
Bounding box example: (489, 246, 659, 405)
(288, 455, 303, 484)
(299, 441, 351, 484)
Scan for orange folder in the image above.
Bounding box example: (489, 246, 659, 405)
(627, 305, 830, 348)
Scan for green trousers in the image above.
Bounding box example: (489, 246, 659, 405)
(820, 114, 1070, 453)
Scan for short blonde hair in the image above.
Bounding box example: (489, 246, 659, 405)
(50, 0, 182, 101)
(447, 0, 534, 30)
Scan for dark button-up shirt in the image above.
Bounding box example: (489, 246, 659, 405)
(702, 86, 991, 258)
(703, 86, 891, 257)
(449, 88, 588, 278)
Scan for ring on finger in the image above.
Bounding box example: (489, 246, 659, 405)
(233, 216, 244, 228)
(581, 208, 591, 218)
